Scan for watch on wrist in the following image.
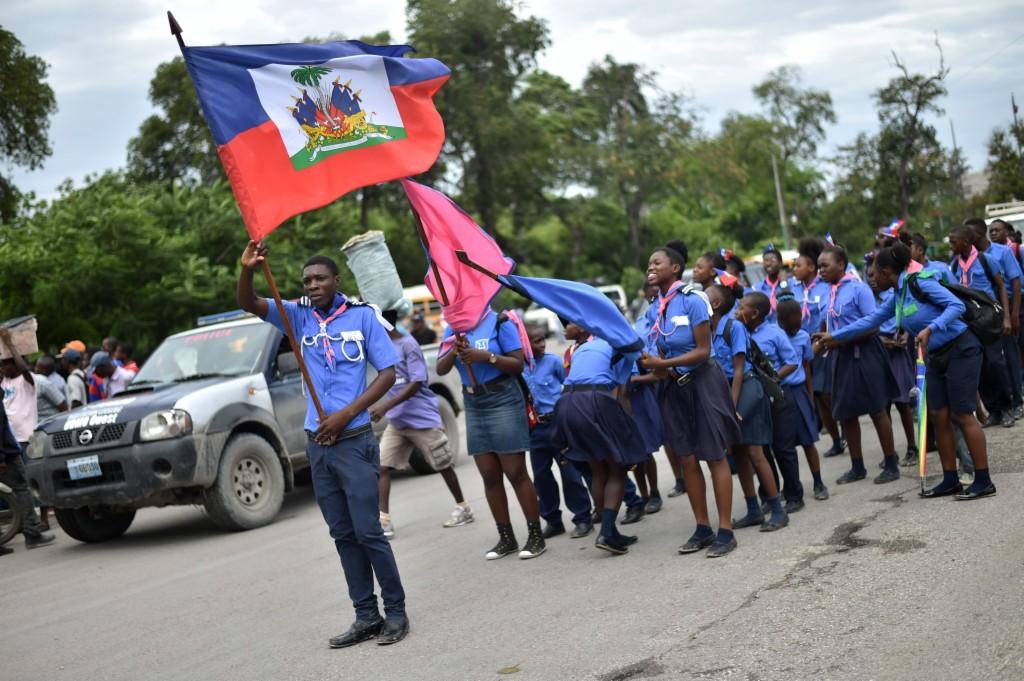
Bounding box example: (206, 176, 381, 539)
(488, 352, 498, 365)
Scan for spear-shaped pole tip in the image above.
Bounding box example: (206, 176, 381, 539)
(167, 11, 186, 51)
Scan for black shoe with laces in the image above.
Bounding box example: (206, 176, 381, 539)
(485, 523, 518, 560)
(541, 523, 565, 539)
(621, 505, 644, 525)
(518, 521, 547, 559)
(570, 521, 594, 538)
(824, 439, 847, 457)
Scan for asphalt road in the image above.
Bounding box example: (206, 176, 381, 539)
(3, 416, 1022, 681)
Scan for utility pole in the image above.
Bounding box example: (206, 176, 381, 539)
(1013, 93, 1023, 168)
(949, 119, 966, 209)
(771, 154, 792, 250)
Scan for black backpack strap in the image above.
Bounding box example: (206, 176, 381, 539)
(978, 252, 997, 285)
(723, 318, 734, 345)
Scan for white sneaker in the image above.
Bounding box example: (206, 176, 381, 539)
(381, 517, 395, 539)
(443, 505, 474, 528)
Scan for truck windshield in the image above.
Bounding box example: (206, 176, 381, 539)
(132, 324, 274, 384)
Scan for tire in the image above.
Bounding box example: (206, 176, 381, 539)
(54, 507, 135, 543)
(409, 396, 462, 475)
(203, 433, 284, 531)
(0, 491, 22, 545)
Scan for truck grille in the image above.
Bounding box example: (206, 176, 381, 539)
(52, 461, 126, 490)
(52, 424, 127, 450)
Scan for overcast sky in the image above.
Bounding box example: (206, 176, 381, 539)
(5, 0, 1024, 200)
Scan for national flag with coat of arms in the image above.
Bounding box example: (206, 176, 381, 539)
(181, 39, 449, 240)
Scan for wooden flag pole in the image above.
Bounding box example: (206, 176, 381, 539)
(411, 212, 479, 387)
(168, 12, 326, 423)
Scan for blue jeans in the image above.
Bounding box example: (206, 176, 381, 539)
(529, 421, 592, 526)
(307, 432, 405, 619)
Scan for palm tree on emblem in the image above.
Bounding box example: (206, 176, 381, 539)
(291, 65, 334, 123)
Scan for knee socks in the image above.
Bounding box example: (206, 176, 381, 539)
(744, 495, 762, 519)
(933, 470, 960, 493)
(600, 508, 618, 539)
(883, 453, 899, 472)
(851, 458, 867, 475)
(967, 468, 993, 492)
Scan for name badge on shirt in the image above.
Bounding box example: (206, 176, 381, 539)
(671, 315, 690, 326)
(475, 339, 490, 350)
(814, 295, 821, 303)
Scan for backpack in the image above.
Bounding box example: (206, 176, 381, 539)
(724, 319, 787, 412)
(495, 312, 540, 430)
(906, 270, 1003, 346)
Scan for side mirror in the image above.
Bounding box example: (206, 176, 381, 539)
(276, 352, 299, 377)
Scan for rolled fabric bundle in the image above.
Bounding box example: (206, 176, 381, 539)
(340, 231, 405, 311)
(0, 316, 38, 359)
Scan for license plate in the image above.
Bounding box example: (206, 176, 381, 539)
(67, 455, 102, 481)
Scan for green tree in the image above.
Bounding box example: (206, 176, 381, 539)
(985, 123, 1024, 202)
(0, 26, 57, 222)
(126, 57, 223, 184)
(753, 65, 836, 164)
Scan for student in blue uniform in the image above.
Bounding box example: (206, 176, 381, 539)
(706, 284, 788, 531)
(811, 243, 901, 485)
(909, 233, 954, 283)
(524, 325, 594, 539)
(691, 251, 728, 290)
(640, 241, 742, 558)
(758, 244, 789, 321)
(791, 237, 845, 458)
(740, 292, 807, 512)
(553, 332, 649, 555)
(968, 217, 1023, 421)
(437, 309, 546, 561)
(628, 313, 665, 515)
(949, 224, 1014, 428)
(819, 242, 996, 500)
(775, 296, 829, 501)
(237, 242, 408, 648)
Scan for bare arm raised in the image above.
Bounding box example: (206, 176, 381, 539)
(237, 240, 270, 319)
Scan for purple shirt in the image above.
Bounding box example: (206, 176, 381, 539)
(385, 333, 442, 430)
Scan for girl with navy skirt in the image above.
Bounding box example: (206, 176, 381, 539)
(706, 284, 788, 532)
(776, 297, 828, 501)
(792, 237, 845, 457)
(437, 309, 545, 561)
(811, 244, 901, 486)
(629, 313, 665, 515)
(639, 241, 742, 558)
(821, 242, 996, 500)
(553, 336, 649, 555)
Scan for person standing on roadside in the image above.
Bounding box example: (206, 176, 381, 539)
(62, 348, 88, 408)
(237, 240, 409, 649)
(409, 313, 437, 346)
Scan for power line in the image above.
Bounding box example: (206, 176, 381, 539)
(947, 32, 1024, 85)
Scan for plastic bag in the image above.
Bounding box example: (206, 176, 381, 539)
(340, 231, 407, 315)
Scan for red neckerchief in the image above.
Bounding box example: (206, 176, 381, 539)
(799, 275, 819, 323)
(563, 335, 593, 375)
(649, 281, 686, 342)
(907, 259, 923, 274)
(764, 275, 780, 311)
(828, 273, 857, 322)
(311, 300, 348, 370)
(956, 246, 979, 286)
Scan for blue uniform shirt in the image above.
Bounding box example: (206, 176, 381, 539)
(787, 328, 813, 365)
(751, 321, 804, 386)
(653, 288, 711, 375)
(987, 242, 1022, 283)
(825, 278, 876, 332)
(831, 272, 967, 351)
(263, 294, 398, 432)
(712, 316, 752, 379)
(633, 314, 657, 354)
(524, 353, 565, 415)
(950, 252, 998, 299)
(923, 259, 954, 284)
(878, 290, 897, 334)
(563, 337, 632, 387)
(790, 277, 829, 334)
(441, 310, 523, 387)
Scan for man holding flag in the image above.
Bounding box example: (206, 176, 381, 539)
(237, 241, 409, 647)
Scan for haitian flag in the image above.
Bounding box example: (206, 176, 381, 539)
(182, 41, 449, 240)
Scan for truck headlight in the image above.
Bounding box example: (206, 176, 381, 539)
(25, 431, 47, 459)
(139, 410, 192, 441)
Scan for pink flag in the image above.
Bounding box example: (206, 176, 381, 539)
(401, 179, 515, 333)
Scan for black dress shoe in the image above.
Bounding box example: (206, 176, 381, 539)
(570, 521, 594, 538)
(0, 545, 13, 556)
(595, 535, 630, 555)
(836, 469, 867, 485)
(732, 513, 765, 529)
(644, 495, 663, 514)
(678, 534, 715, 554)
(955, 484, 997, 500)
(329, 617, 384, 648)
(784, 499, 805, 514)
(873, 468, 900, 484)
(541, 523, 566, 539)
(24, 532, 56, 550)
(919, 483, 962, 498)
(621, 505, 644, 525)
(823, 439, 847, 457)
(376, 616, 410, 646)
(706, 537, 737, 558)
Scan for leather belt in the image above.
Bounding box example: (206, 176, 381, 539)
(536, 412, 554, 424)
(675, 359, 716, 387)
(562, 384, 612, 393)
(306, 423, 373, 443)
(463, 373, 513, 395)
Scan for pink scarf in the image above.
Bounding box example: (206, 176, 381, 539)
(907, 259, 924, 274)
(764, 276, 780, 311)
(800, 276, 819, 323)
(649, 281, 687, 340)
(828, 273, 857, 321)
(957, 246, 979, 286)
(311, 302, 348, 370)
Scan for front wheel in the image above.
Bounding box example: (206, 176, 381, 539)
(54, 507, 135, 543)
(203, 434, 284, 531)
(0, 490, 22, 545)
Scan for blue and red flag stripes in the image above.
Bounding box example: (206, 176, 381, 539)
(182, 40, 449, 240)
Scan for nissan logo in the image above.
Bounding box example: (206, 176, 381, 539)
(78, 429, 94, 445)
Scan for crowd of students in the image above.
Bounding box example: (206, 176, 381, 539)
(379, 218, 1012, 561)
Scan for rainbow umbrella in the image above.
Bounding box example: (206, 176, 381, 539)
(916, 346, 928, 492)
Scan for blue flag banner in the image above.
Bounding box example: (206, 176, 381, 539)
(497, 274, 644, 355)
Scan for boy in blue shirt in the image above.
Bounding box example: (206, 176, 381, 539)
(524, 325, 593, 539)
(238, 241, 408, 648)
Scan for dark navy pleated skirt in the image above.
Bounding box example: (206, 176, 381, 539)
(812, 352, 833, 394)
(659, 362, 742, 461)
(781, 384, 820, 447)
(830, 336, 899, 421)
(881, 334, 916, 405)
(628, 382, 664, 455)
(553, 388, 649, 467)
(736, 374, 773, 446)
